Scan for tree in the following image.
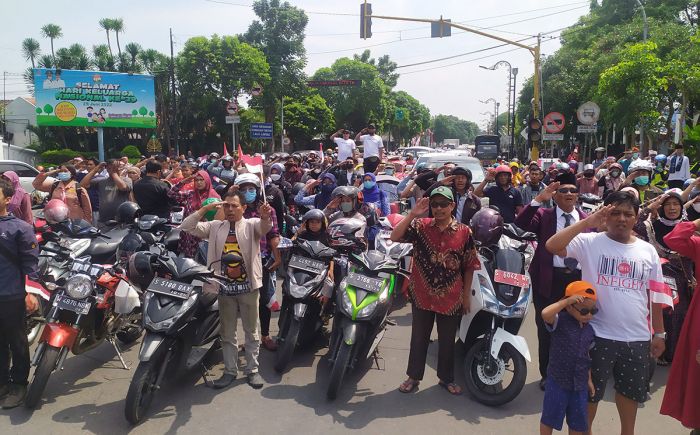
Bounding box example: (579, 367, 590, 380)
(21, 38, 41, 69)
(125, 42, 142, 72)
(40, 23, 62, 65)
(99, 18, 114, 60)
(112, 18, 125, 59)
(283, 93, 334, 147)
(93, 44, 115, 71)
(353, 50, 399, 88)
(431, 115, 480, 144)
(242, 0, 309, 151)
(139, 48, 166, 74)
(385, 90, 430, 145)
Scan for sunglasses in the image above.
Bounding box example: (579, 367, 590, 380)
(572, 305, 599, 316)
(430, 201, 452, 209)
(557, 187, 579, 194)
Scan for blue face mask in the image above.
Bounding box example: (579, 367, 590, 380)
(634, 175, 649, 185)
(385, 168, 394, 175)
(57, 172, 71, 182)
(632, 153, 639, 159)
(341, 202, 353, 213)
(363, 180, 376, 189)
(244, 190, 257, 203)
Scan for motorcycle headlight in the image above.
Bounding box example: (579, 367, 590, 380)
(144, 291, 199, 332)
(65, 274, 93, 299)
(356, 300, 378, 319)
(339, 282, 354, 317)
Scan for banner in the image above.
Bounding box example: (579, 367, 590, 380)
(33, 68, 156, 128)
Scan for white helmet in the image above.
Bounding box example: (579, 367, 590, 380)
(628, 159, 654, 174)
(233, 173, 261, 189)
(583, 164, 595, 172)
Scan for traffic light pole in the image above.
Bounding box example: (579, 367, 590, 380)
(365, 10, 542, 160)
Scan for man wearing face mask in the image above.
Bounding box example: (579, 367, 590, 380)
(332, 158, 361, 187)
(667, 144, 691, 190)
(621, 159, 663, 203)
(576, 164, 598, 195)
(294, 173, 337, 210)
(598, 162, 624, 198)
(283, 157, 303, 184)
(322, 187, 368, 247)
(80, 159, 133, 225)
(208, 155, 238, 185)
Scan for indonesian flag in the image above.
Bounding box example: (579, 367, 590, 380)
(238, 143, 243, 161)
(319, 142, 324, 160)
(240, 152, 263, 174)
(223, 142, 229, 156)
(650, 279, 675, 309)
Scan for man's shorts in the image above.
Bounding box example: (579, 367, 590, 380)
(589, 337, 651, 403)
(541, 378, 589, 432)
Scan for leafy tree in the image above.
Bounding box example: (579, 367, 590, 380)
(22, 38, 41, 69)
(385, 90, 430, 145)
(93, 44, 115, 71)
(139, 106, 148, 116)
(40, 23, 62, 64)
(99, 18, 115, 59)
(353, 50, 399, 88)
(120, 145, 142, 159)
(112, 18, 125, 59)
(125, 42, 142, 72)
(43, 104, 53, 115)
(431, 114, 480, 144)
(283, 93, 334, 148)
(132, 109, 138, 116)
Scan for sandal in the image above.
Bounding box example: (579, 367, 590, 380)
(438, 381, 462, 396)
(398, 378, 420, 393)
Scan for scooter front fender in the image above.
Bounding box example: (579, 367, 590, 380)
(342, 322, 358, 346)
(293, 302, 307, 320)
(138, 333, 166, 362)
(39, 322, 79, 349)
(490, 327, 531, 362)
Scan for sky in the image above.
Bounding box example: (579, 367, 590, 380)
(1, 0, 592, 129)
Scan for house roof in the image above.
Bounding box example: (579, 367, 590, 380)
(20, 97, 36, 106)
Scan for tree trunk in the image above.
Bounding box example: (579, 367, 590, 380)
(116, 32, 122, 58)
(106, 31, 113, 59)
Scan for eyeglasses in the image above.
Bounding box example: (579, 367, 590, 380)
(430, 201, 452, 209)
(557, 187, 579, 194)
(572, 305, 599, 316)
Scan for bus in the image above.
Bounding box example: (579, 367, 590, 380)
(474, 135, 500, 160)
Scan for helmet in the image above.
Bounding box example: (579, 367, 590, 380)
(201, 197, 220, 221)
(594, 147, 605, 153)
(556, 162, 571, 172)
(509, 161, 520, 168)
(117, 232, 145, 264)
(209, 152, 220, 159)
(301, 209, 328, 232)
(116, 202, 142, 224)
(222, 155, 233, 162)
(291, 182, 306, 196)
(127, 251, 155, 290)
(654, 154, 667, 163)
(494, 165, 512, 176)
(44, 199, 70, 224)
(569, 160, 578, 171)
(470, 208, 504, 247)
(683, 178, 695, 188)
(609, 162, 623, 172)
(628, 159, 654, 173)
(583, 164, 595, 172)
(332, 186, 360, 210)
(233, 173, 261, 189)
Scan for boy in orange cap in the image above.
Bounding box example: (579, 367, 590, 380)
(539, 281, 598, 435)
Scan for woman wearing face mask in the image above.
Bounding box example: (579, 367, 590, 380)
(634, 189, 695, 365)
(33, 164, 92, 223)
(597, 162, 624, 198)
(294, 173, 337, 210)
(360, 173, 390, 217)
(622, 159, 664, 203)
(168, 170, 220, 257)
(1, 171, 33, 224)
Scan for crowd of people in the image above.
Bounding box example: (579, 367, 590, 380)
(0, 131, 698, 434)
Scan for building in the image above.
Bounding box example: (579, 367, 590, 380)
(2, 96, 38, 148)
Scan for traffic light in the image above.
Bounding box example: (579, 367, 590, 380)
(528, 117, 542, 146)
(360, 3, 372, 39)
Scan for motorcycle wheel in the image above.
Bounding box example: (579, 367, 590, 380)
(274, 317, 301, 373)
(26, 299, 45, 346)
(464, 339, 526, 407)
(25, 345, 60, 409)
(124, 359, 160, 425)
(326, 341, 352, 400)
(117, 326, 144, 345)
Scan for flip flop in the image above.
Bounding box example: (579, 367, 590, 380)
(398, 378, 419, 393)
(438, 381, 463, 396)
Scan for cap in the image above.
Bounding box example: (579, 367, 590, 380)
(554, 171, 577, 186)
(430, 186, 454, 202)
(367, 123, 376, 129)
(452, 167, 472, 179)
(565, 281, 597, 301)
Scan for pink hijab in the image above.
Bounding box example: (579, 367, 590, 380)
(1, 171, 27, 214)
(191, 170, 219, 211)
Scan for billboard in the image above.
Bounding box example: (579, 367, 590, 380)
(33, 68, 156, 128)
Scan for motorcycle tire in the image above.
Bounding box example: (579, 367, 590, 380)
(326, 341, 352, 400)
(274, 318, 301, 373)
(25, 345, 60, 409)
(464, 339, 526, 407)
(117, 326, 144, 345)
(26, 299, 45, 346)
(124, 359, 160, 425)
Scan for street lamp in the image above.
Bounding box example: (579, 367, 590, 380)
(480, 60, 517, 156)
(479, 98, 499, 135)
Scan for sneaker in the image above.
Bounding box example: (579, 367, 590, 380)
(261, 336, 278, 351)
(211, 373, 236, 389)
(247, 372, 264, 389)
(1, 384, 26, 409)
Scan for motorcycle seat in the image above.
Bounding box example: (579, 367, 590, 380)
(503, 224, 537, 242)
(199, 292, 218, 308)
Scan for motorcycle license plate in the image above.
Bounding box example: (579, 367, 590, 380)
(494, 270, 529, 288)
(289, 255, 325, 273)
(147, 277, 194, 300)
(54, 294, 91, 315)
(347, 272, 384, 293)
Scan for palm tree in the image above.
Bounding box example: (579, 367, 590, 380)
(98, 18, 114, 59)
(40, 23, 63, 65)
(112, 18, 124, 58)
(37, 54, 54, 68)
(124, 42, 142, 72)
(68, 44, 90, 70)
(21, 38, 41, 68)
(139, 48, 160, 74)
(93, 44, 114, 71)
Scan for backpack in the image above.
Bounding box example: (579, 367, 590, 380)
(49, 180, 86, 209)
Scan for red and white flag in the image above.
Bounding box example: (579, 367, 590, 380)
(240, 152, 263, 174)
(318, 142, 324, 160)
(238, 143, 243, 161)
(223, 142, 229, 156)
(650, 279, 675, 309)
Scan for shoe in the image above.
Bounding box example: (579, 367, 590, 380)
(261, 336, 278, 351)
(247, 372, 264, 389)
(0, 384, 9, 400)
(539, 378, 546, 391)
(1, 384, 26, 409)
(211, 373, 236, 389)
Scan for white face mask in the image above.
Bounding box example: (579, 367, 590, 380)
(693, 202, 700, 213)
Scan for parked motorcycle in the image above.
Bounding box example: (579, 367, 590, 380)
(123, 252, 237, 424)
(275, 239, 336, 373)
(25, 257, 142, 409)
(375, 214, 413, 297)
(460, 208, 536, 406)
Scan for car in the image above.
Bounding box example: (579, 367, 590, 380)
(401, 146, 435, 160)
(0, 160, 40, 193)
(414, 153, 486, 185)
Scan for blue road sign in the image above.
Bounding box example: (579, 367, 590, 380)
(250, 123, 273, 139)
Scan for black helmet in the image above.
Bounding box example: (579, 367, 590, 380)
(332, 186, 361, 210)
(452, 166, 472, 181)
(301, 209, 327, 232)
(470, 207, 504, 247)
(127, 251, 155, 289)
(117, 232, 146, 264)
(291, 182, 306, 196)
(116, 202, 142, 224)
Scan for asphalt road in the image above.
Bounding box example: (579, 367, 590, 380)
(0, 283, 688, 435)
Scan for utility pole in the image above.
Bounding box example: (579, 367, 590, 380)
(169, 28, 179, 156)
(511, 68, 518, 157)
(280, 97, 284, 153)
(635, 0, 648, 154)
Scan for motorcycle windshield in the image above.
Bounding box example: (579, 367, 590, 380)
(494, 248, 525, 306)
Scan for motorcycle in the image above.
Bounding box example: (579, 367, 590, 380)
(375, 214, 413, 297)
(25, 257, 142, 409)
(578, 193, 603, 214)
(123, 252, 237, 424)
(275, 239, 336, 373)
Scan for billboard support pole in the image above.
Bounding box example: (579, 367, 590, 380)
(97, 127, 105, 162)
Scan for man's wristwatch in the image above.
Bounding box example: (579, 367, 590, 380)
(653, 332, 667, 340)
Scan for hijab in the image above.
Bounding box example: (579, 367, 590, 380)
(314, 173, 337, 210)
(191, 170, 219, 211)
(361, 172, 381, 204)
(653, 193, 686, 249)
(2, 171, 27, 214)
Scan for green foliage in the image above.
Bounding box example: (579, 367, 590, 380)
(120, 145, 142, 159)
(40, 149, 93, 165)
(386, 91, 430, 145)
(431, 115, 480, 144)
(283, 93, 335, 147)
(353, 50, 399, 88)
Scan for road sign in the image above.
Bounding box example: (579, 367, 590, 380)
(226, 101, 238, 115)
(542, 133, 564, 141)
(282, 137, 291, 146)
(431, 19, 451, 38)
(543, 112, 565, 133)
(520, 127, 528, 140)
(225, 115, 240, 124)
(576, 124, 597, 133)
(250, 122, 273, 139)
(576, 101, 600, 125)
(395, 108, 406, 121)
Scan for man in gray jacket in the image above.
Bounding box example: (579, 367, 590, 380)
(180, 190, 272, 389)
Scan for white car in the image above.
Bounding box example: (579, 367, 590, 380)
(0, 160, 40, 193)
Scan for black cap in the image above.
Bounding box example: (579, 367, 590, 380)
(554, 172, 577, 187)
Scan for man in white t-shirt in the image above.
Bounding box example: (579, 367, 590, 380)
(355, 123, 384, 174)
(546, 190, 667, 435)
(330, 129, 357, 162)
(667, 144, 690, 189)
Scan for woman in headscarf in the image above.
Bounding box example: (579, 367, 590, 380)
(293, 172, 337, 211)
(33, 164, 92, 223)
(361, 172, 390, 216)
(169, 169, 220, 257)
(633, 189, 695, 364)
(1, 171, 32, 224)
